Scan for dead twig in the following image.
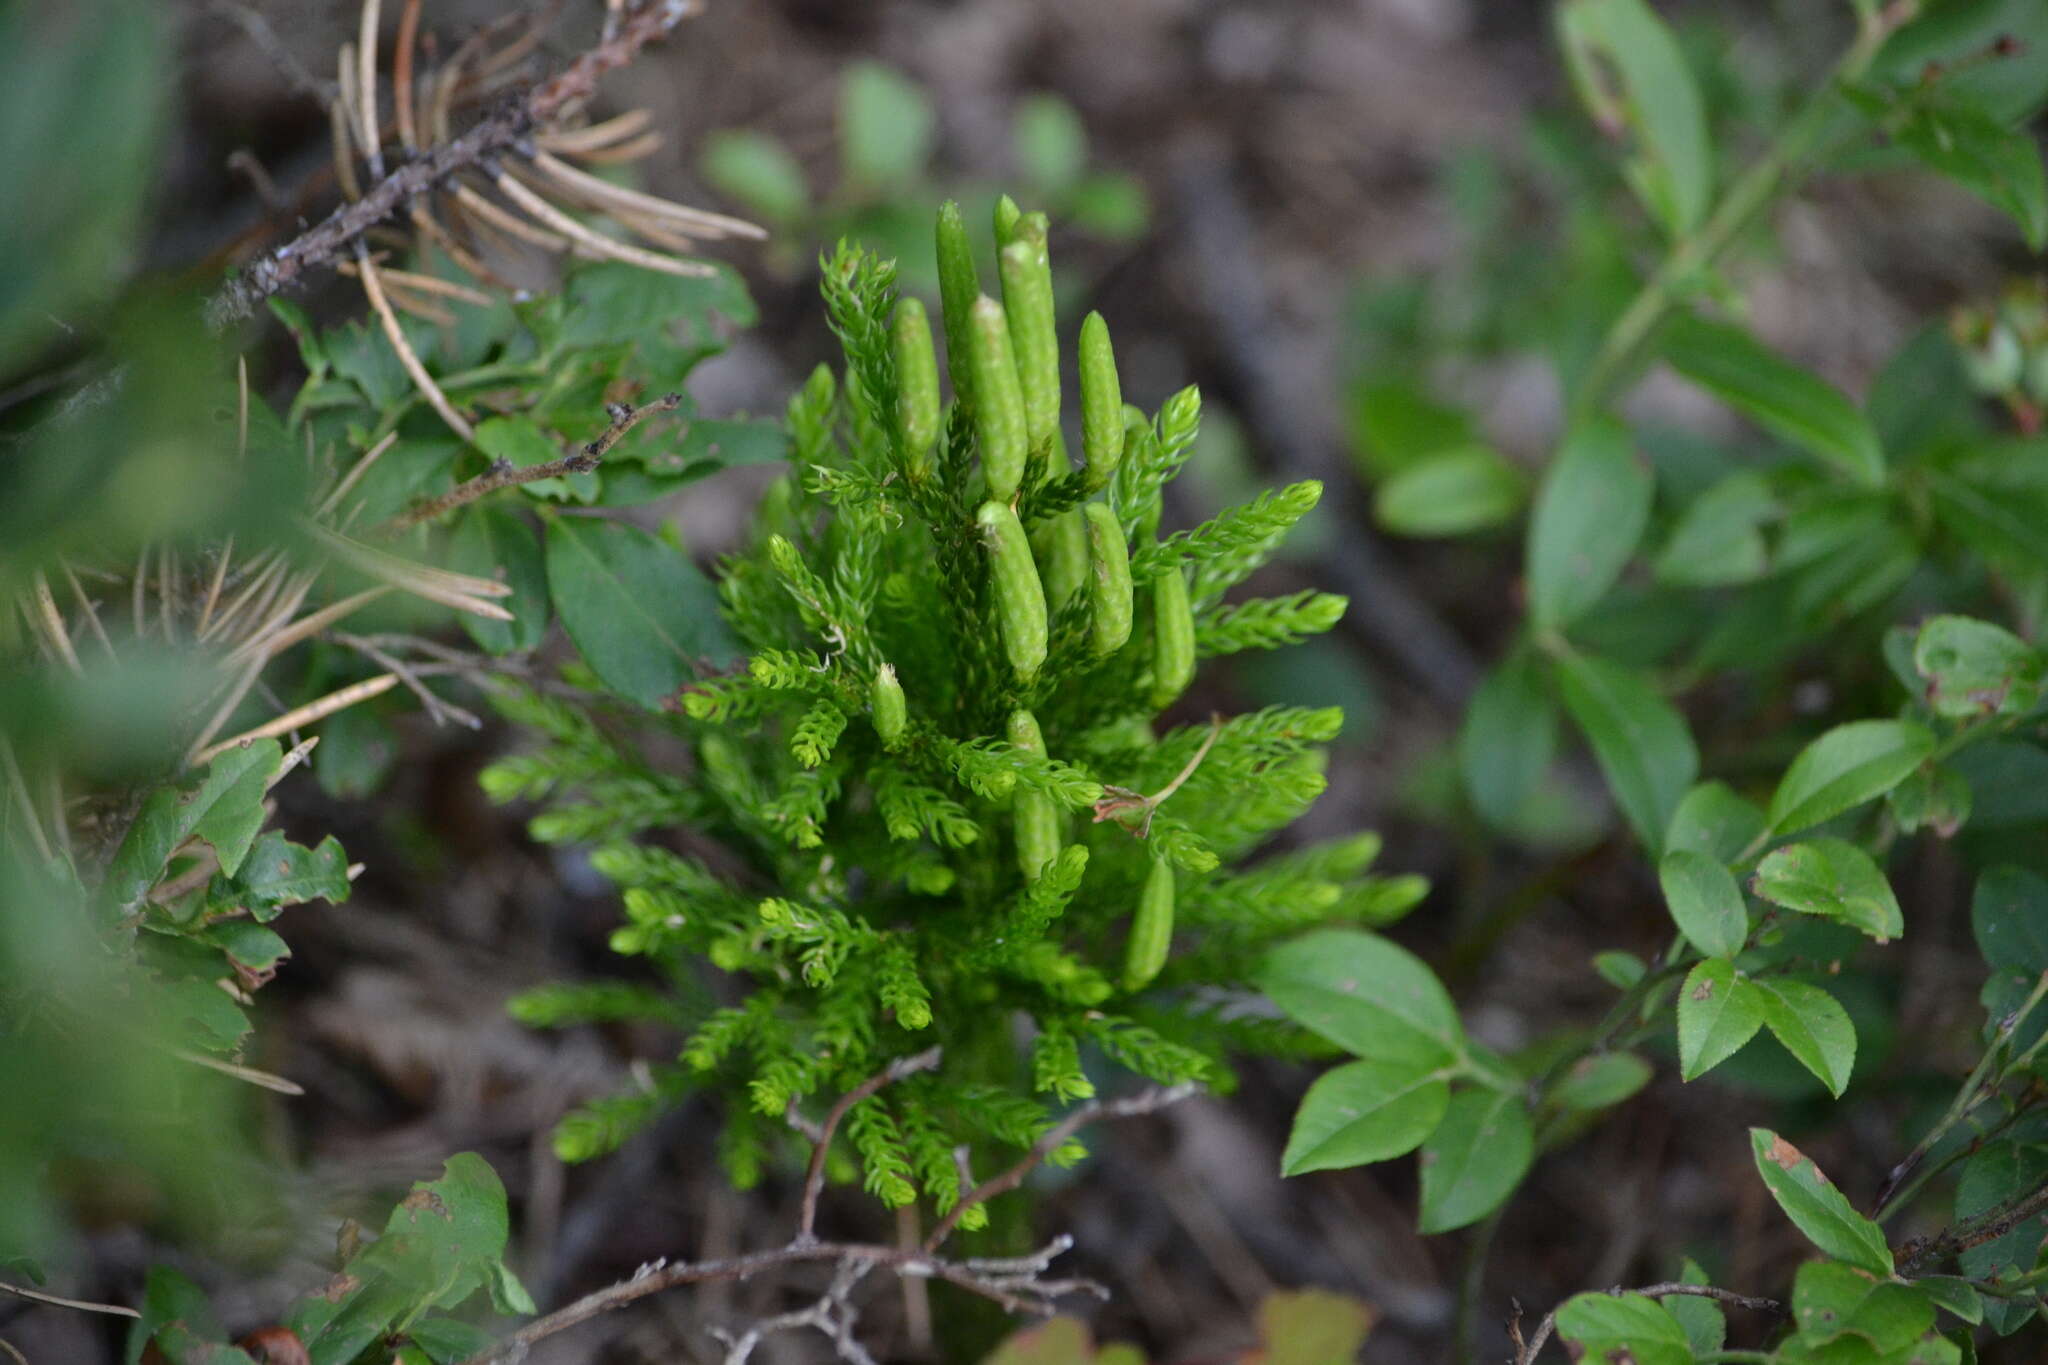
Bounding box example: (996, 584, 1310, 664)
(193, 673, 402, 766)
(355, 241, 475, 442)
(207, 0, 711, 329)
(384, 391, 685, 531)
(0, 1280, 141, 1320)
(1897, 1179, 2048, 1275)
(460, 1061, 1196, 1365)
(796, 1046, 944, 1243)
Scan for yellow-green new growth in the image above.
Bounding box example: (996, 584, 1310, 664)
(1083, 502, 1133, 656)
(977, 498, 1048, 682)
(968, 294, 1029, 501)
(1079, 311, 1124, 488)
(935, 200, 979, 410)
(999, 214, 1059, 451)
(1123, 856, 1175, 991)
(871, 663, 907, 746)
(1007, 708, 1062, 881)
(891, 297, 940, 480)
(1034, 506, 1089, 611)
(1150, 563, 1195, 708)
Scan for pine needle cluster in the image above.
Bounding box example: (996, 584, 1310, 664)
(487, 198, 1423, 1219)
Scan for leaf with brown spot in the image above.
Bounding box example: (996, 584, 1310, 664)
(1750, 1127, 1893, 1274)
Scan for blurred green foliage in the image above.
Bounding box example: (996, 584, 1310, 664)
(700, 61, 1148, 290)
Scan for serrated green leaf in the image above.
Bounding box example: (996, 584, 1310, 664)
(1554, 651, 1698, 856)
(1754, 838, 1904, 942)
(221, 831, 352, 920)
(1554, 1291, 1693, 1365)
(1750, 1128, 1893, 1274)
(1913, 615, 2044, 718)
(1791, 1259, 1933, 1353)
(103, 740, 284, 916)
(1662, 313, 1885, 486)
(1527, 418, 1653, 631)
(1915, 1276, 1983, 1327)
(1280, 1057, 1450, 1175)
(546, 517, 738, 707)
(1660, 848, 1749, 958)
(1754, 977, 1857, 1097)
(1887, 762, 1972, 838)
(1768, 719, 1934, 838)
(1677, 958, 1764, 1080)
(1666, 1258, 1726, 1356)
(1258, 929, 1464, 1069)
(1417, 1088, 1533, 1233)
(1665, 781, 1767, 863)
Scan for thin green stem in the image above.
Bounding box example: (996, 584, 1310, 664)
(1569, 7, 1907, 420)
(1456, 1207, 1507, 1365)
(1877, 970, 2048, 1221)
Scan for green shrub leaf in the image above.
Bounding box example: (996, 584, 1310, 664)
(1279, 1057, 1451, 1175)
(1971, 865, 2048, 974)
(1753, 838, 1904, 942)
(1373, 446, 1524, 537)
(1767, 719, 1935, 839)
(1458, 649, 1558, 829)
(1749, 1127, 1893, 1274)
(1550, 1051, 1654, 1112)
(1790, 1259, 1934, 1354)
(1554, 1291, 1693, 1365)
(1554, 651, 1698, 856)
(1556, 0, 1713, 238)
(699, 129, 810, 224)
(1677, 958, 1764, 1081)
(1257, 929, 1463, 1069)
(1526, 418, 1652, 631)
(448, 506, 549, 654)
(1659, 848, 1749, 958)
(1664, 781, 1767, 863)
(1888, 95, 2048, 250)
(1662, 313, 1885, 486)
(1417, 1088, 1533, 1233)
(1913, 615, 2044, 718)
(546, 517, 736, 706)
(1654, 469, 1776, 586)
(103, 739, 283, 916)
(1754, 977, 1857, 1097)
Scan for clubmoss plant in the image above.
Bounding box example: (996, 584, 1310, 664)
(490, 200, 1422, 1219)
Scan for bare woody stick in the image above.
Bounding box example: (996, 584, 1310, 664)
(385, 391, 685, 531)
